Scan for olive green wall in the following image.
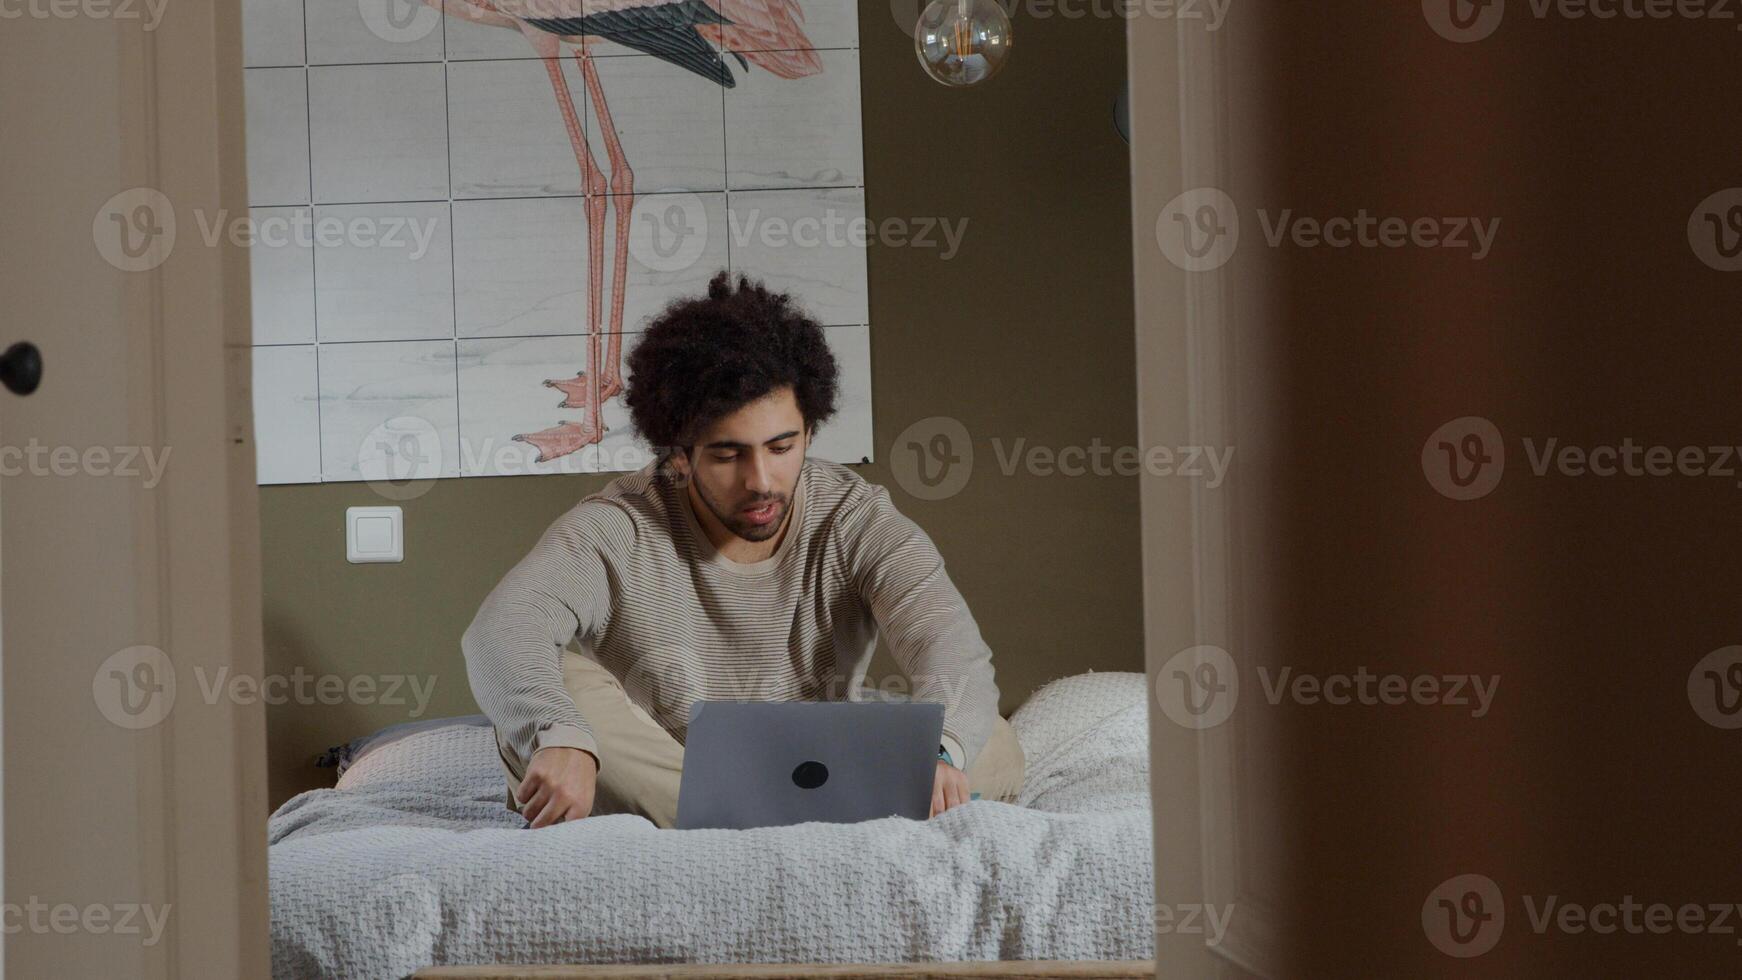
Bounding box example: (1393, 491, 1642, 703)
(260, 8, 1138, 807)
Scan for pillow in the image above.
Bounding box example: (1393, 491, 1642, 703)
(331, 721, 507, 801)
(319, 714, 493, 778)
(1008, 670, 1149, 763)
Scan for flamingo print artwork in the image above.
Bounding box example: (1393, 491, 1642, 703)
(424, 0, 825, 464)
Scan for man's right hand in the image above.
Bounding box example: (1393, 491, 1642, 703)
(517, 746, 599, 828)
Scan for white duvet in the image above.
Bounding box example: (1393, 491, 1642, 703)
(268, 671, 1155, 979)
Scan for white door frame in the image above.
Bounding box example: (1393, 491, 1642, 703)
(1130, 11, 1278, 979)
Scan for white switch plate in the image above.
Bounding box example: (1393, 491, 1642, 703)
(346, 506, 403, 563)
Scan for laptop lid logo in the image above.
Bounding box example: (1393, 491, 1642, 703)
(791, 760, 829, 789)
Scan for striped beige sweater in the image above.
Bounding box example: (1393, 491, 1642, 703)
(462, 458, 1001, 771)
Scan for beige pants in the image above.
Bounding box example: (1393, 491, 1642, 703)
(496, 651, 1026, 828)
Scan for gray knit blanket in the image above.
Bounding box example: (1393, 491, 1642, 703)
(268, 671, 1155, 979)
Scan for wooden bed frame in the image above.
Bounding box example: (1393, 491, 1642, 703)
(417, 962, 1154, 979)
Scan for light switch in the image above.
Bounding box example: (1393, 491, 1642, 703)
(346, 506, 403, 563)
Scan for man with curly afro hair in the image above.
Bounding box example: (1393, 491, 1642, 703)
(464, 272, 1025, 831)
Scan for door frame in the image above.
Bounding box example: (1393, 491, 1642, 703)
(1129, 11, 1277, 979)
(141, 0, 273, 967)
(1, 0, 268, 974)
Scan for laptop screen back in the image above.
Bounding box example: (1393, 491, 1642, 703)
(675, 701, 944, 830)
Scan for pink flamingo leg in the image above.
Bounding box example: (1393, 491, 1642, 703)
(420, 1, 826, 468)
(576, 47, 634, 400)
(512, 30, 608, 461)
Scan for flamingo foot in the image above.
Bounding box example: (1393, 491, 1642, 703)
(512, 418, 606, 463)
(542, 373, 591, 410)
(543, 372, 622, 407)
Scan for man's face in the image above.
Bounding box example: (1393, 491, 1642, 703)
(674, 387, 808, 543)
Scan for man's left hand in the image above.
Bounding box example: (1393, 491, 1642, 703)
(929, 760, 970, 818)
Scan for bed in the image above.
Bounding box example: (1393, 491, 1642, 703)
(268, 671, 1155, 980)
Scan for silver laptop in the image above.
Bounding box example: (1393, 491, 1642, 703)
(674, 700, 944, 830)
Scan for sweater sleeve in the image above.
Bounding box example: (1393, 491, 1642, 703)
(461, 502, 625, 769)
(846, 485, 1001, 770)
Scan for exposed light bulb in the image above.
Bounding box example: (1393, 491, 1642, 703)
(915, 0, 1013, 88)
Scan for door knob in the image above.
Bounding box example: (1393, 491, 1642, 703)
(1, 342, 41, 396)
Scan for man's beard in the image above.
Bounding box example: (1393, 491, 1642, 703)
(695, 482, 789, 543)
